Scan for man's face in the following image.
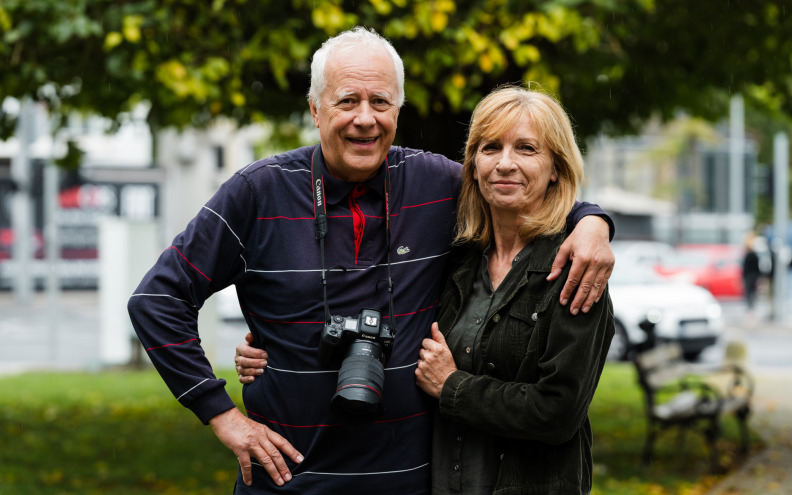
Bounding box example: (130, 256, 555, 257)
(310, 47, 400, 183)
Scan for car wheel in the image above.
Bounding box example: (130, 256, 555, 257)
(607, 321, 630, 361)
(683, 350, 703, 361)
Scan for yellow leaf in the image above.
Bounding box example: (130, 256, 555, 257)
(313, 4, 347, 32)
(231, 92, 245, 107)
(513, 44, 541, 66)
(122, 15, 143, 43)
(369, 0, 392, 15)
(451, 73, 466, 89)
(430, 11, 448, 32)
(104, 31, 123, 51)
(0, 7, 11, 32)
(500, 30, 519, 51)
(479, 52, 493, 73)
(165, 60, 187, 80)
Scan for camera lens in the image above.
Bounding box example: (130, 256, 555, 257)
(330, 340, 386, 424)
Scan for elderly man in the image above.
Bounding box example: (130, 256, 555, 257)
(128, 26, 614, 494)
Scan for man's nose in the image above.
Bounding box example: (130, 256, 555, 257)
(354, 102, 376, 126)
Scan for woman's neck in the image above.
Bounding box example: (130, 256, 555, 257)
(488, 213, 530, 291)
(490, 213, 528, 261)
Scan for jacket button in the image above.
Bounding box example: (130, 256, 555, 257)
(453, 464, 460, 471)
(493, 314, 500, 323)
(486, 362, 496, 372)
(531, 312, 538, 322)
(465, 347, 471, 354)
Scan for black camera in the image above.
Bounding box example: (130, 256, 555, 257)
(319, 308, 395, 424)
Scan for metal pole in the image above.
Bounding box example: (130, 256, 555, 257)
(773, 132, 789, 322)
(10, 98, 36, 303)
(729, 95, 745, 237)
(44, 133, 61, 361)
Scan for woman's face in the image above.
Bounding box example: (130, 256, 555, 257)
(474, 117, 558, 218)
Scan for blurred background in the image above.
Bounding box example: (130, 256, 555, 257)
(1, 0, 792, 374)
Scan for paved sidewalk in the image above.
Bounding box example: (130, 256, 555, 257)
(0, 289, 244, 375)
(706, 367, 792, 494)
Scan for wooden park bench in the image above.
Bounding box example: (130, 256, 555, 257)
(633, 342, 753, 471)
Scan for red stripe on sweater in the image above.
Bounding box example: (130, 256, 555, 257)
(168, 246, 211, 281)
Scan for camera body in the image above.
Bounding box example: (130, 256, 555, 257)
(318, 309, 394, 424)
(319, 309, 394, 365)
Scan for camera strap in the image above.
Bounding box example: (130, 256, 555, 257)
(310, 144, 396, 332)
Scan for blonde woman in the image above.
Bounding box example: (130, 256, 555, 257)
(415, 86, 614, 495)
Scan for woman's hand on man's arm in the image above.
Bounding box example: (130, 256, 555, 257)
(235, 332, 267, 384)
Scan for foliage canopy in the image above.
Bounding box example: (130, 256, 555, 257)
(1, 0, 791, 160)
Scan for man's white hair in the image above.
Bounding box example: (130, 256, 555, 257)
(308, 26, 405, 109)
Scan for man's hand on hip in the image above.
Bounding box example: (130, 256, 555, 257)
(210, 408, 303, 487)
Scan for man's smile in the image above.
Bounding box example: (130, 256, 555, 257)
(348, 136, 379, 144)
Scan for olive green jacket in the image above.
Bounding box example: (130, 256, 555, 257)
(435, 233, 615, 495)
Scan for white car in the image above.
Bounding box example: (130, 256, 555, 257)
(611, 239, 675, 267)
(607, 261, 723, 361)
(217, 285, 245, 320)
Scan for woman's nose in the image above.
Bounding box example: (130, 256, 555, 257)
(496, 148, 517, 171)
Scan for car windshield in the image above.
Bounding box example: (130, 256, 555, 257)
(661, 251, 709, 268)
(610, 263, 665, 285)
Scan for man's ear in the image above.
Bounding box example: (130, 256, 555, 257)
(309, 101, 320, 127)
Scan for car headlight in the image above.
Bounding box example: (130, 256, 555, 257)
(706, 303, 722, 319)
(645, 308, 663, 324)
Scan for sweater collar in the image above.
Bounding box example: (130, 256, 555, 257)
(313, 144, 388, 205)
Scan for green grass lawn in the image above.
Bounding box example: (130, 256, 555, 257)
(590, 363, 759, 495)
(0, 363, 758, 494)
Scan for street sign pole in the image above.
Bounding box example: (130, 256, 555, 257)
(773, 132, 789, 322)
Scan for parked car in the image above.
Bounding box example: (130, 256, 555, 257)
(654, 243, 744, 300)
(217, 285, 245, 320)
(608, 260, 723, 361)
(611, 239, 675, 268)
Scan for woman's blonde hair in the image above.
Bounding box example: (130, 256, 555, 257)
(454, 85, 584, 248)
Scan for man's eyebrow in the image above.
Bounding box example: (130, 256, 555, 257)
(333, 90, 357, 101)
(371, 91, 393, 100)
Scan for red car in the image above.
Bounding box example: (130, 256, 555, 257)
(654, 244, 745, 300)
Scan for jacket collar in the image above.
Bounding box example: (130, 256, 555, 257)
(450, 232, 568, 314)
(521, 232, 568, 273)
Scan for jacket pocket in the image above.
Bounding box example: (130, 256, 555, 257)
(483, 296, 544, 375)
